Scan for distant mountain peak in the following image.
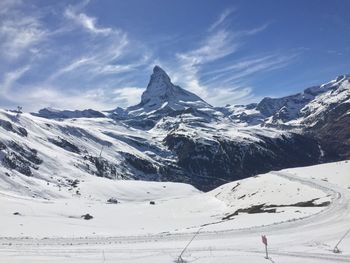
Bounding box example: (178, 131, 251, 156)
(152, 65, 169, 77)
(141, 65, 173, 104)
(150, 65, 171, 85)
(125, 65, 210, 116)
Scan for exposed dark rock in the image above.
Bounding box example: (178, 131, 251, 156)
(265, 198, 330, 208)
(8, 141, 42, 165)
(0, 119, 28, 137)
(308, 102, 350, 160)
(17, 127, 28, 137)
(1, 141, 42, 176)
(0, 119, 13, 132)
(0, 140, 6, 150)
(222, 198, 330, 220)
(231, 183, 240, 192)
(84, 155, 118, 179)
(107, 198, 119, 204)
(81, 213, 93, 220)
(3, 152, 33, 176)
(58, 126, 113, 147)
(122, 152, 158, 174)
(67, 179, 79, 188)
(164, 132, 320, 191)
(222, 204, 276, 220)
(49, 137, 81, 154)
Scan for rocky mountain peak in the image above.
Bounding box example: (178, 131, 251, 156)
(126, 65, 210, 116)
(152, 65, 170, 80)
(141, 65, 173, 104)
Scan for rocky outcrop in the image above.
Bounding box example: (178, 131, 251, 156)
(164, 132, 321, 191)
(1, 141, 42, 176)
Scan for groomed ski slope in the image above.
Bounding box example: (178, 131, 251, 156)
(0, 161, 349, 262)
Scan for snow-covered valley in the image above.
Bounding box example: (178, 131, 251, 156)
(0, 161, 349, 262)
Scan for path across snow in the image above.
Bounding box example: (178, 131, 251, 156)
(0, 161, 349, 262)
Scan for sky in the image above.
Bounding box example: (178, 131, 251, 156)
(0, 0, 349, 112)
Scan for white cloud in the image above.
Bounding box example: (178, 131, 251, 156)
(208, 85, 255, 106)
(221, 58, 295, 85)
(209, 8, 235, 32)
(202, 53, 297, 86)
(176, 30, 236, 65)
(47, 40, 148, 83)
(65, 6, 112, 35)
(241, 23, 270, 36)
(49, 4, 139, 82)
(0, 1, 147, 111)
(113, 87, 144, 106)
(171, 29, 238, 99)
(0, 10, 47, 59)
(159, 15, 291, 107)
(7, 85, 145, 112)
(0, 66, 30, 96)
(48, 57, 96, 81)
(0, 4, 297, 111)
(7, 86, 116, 111)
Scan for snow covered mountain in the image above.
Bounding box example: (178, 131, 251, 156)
(224, 74, 350, 160)
(1, 160, 350, 262)
(0, 66, 349, 191)
(126, 65, 210, 116)
(225, 74, 350, 129)
(109, 66, 213, 129)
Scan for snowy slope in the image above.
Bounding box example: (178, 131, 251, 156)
(1, 103, 322, 192)
(0, 160, 341, 238)
(0, 161, 349, 262)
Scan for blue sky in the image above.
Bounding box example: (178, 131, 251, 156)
(0, 0, 349, 111)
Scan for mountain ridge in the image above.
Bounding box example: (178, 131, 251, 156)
(0, 66, 349, 191)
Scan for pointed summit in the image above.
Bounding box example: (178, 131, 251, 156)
(151, 65, 171, 83)
(126, 65, 211, 116)
(152, 65, 169, 77)
(141, 65, 173, 104)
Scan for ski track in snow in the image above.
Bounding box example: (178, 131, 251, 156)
(1, 166, 349, 262)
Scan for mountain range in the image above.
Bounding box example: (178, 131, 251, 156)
(0, 66, 349, 191)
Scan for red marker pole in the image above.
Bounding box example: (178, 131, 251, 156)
(261, 235, 268, 259)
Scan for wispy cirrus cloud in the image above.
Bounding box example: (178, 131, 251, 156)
(209, 8, 235, 32)
(171, 29, 238, 98)
(46, 1, 153, 82)
(156, 9, 295, 107)
(240, 23, 271, 36)
(113, 87, 144, 106)
(64, 4, 112, 36)
(0, 3, 299, 111)
(202, 53, 297, 86)
(0, 0, 150, 111)
(13, 86, 117, 111)
(0, 3, 48, 59)
(0, 66, 30, 96)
